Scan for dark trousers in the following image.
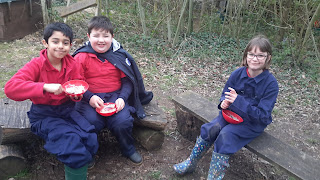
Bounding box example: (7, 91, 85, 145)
(200, 111, 263, 155)
(76, 92, 136, 157)
(28, 102, 98, 169)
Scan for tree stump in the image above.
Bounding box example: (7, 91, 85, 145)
(133, 126, 164, 151)
(172, 91, 219, 141)
(133, 99, 167, 150)
(0, 144, 26, 179)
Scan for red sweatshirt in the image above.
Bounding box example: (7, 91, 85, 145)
(4, 49, 82, 105)
(74, 52, 126, 93)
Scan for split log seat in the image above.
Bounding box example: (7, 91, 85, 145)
(172, 91, 320, 180)
(0, 98, 167, 179)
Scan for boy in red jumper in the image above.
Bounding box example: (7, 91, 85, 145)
(73, 16, 153, 164)
(5, 22, 98, 180)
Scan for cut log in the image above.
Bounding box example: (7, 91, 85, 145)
(0, 144, 26, 179)
(0, 98, 32, 145)
(133, 126, 164, 151)
(172, 91, 218, 141)
(2, 128, 36, 145)
(134, 100, 167, 131)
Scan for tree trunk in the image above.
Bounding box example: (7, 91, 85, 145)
(164, 0, 172, 42)
(302, 2, 320, 49)
(137, 0, 147, 36)
(187, 0, 193, 35)
(132, 126, 164, 151)
(40, 0, 49, 26)
(173, 0, 188, 47)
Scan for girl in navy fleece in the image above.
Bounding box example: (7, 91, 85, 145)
(173, 35, 279, 180)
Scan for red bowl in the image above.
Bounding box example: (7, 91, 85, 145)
(96, 103, 117, 116)
(222, 109, 243, 124)
(62, 80, 89, 97)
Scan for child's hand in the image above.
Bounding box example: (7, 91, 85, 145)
(224, 87, 238, 104)
(221, 100, 230, 109)
(43, 83, 63, 95)
(115, 98, 125, 113)
(89, 95, 104, 108)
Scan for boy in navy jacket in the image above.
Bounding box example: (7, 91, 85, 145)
(73, 16, 153, 164)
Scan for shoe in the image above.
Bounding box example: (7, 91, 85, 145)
(129, 151, 143, 164)
(88, 157, 95, 170)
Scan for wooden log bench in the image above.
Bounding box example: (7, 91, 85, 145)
(0, 98, 167, 179)
(172, 91, 320, 180)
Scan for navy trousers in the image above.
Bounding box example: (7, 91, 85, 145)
(28, 101, 99, 169)
(200, 111, 264, 155)
(76, 92, 136, 157)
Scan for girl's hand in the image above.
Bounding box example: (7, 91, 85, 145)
(224, 87, 238, 104)
(89, 95, 104, 108)
(43, 83, 63, 95)
(115, 98, 125, 113)
(221, 100, 230, 109)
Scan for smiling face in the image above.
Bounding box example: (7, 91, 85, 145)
(42, 31, 71, 62)
(246, 46, 269, 75)
(88, 28, 113, 53)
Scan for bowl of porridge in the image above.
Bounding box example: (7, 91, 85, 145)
(222, 109, 243, 124)
(96, 102, 117, 116)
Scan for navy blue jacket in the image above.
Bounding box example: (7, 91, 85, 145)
(220, 67, 279, 129)
(73, 41, 153, 119)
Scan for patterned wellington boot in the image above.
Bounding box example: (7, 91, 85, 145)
(207, 152, 230, 180)
(173, 136, 212, 175)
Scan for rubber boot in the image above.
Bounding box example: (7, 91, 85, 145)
(64, 164, 88, 180)
(207, 152, 229, 180)
(173, 136, 212, 175)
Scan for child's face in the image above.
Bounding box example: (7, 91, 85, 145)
(246, 46, 269, 73)
(88, 28, 113, 53)
(42, 31, 71, 62)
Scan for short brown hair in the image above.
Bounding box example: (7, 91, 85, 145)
(242, 35, 272, 70)
(88, 16, 114, 36)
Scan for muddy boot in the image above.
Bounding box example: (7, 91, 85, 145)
(173, 136, 212, 175)
(64, 164, 88, 180)
(207, 152, 229, 180)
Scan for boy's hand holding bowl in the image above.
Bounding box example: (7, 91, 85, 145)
(62, 80, 89, 102)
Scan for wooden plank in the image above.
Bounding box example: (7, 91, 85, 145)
(54, 0, 97, 18)
(247, 132, 320, 180)
(172, 91, 320, 180)
(172, 90, 219, 124)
